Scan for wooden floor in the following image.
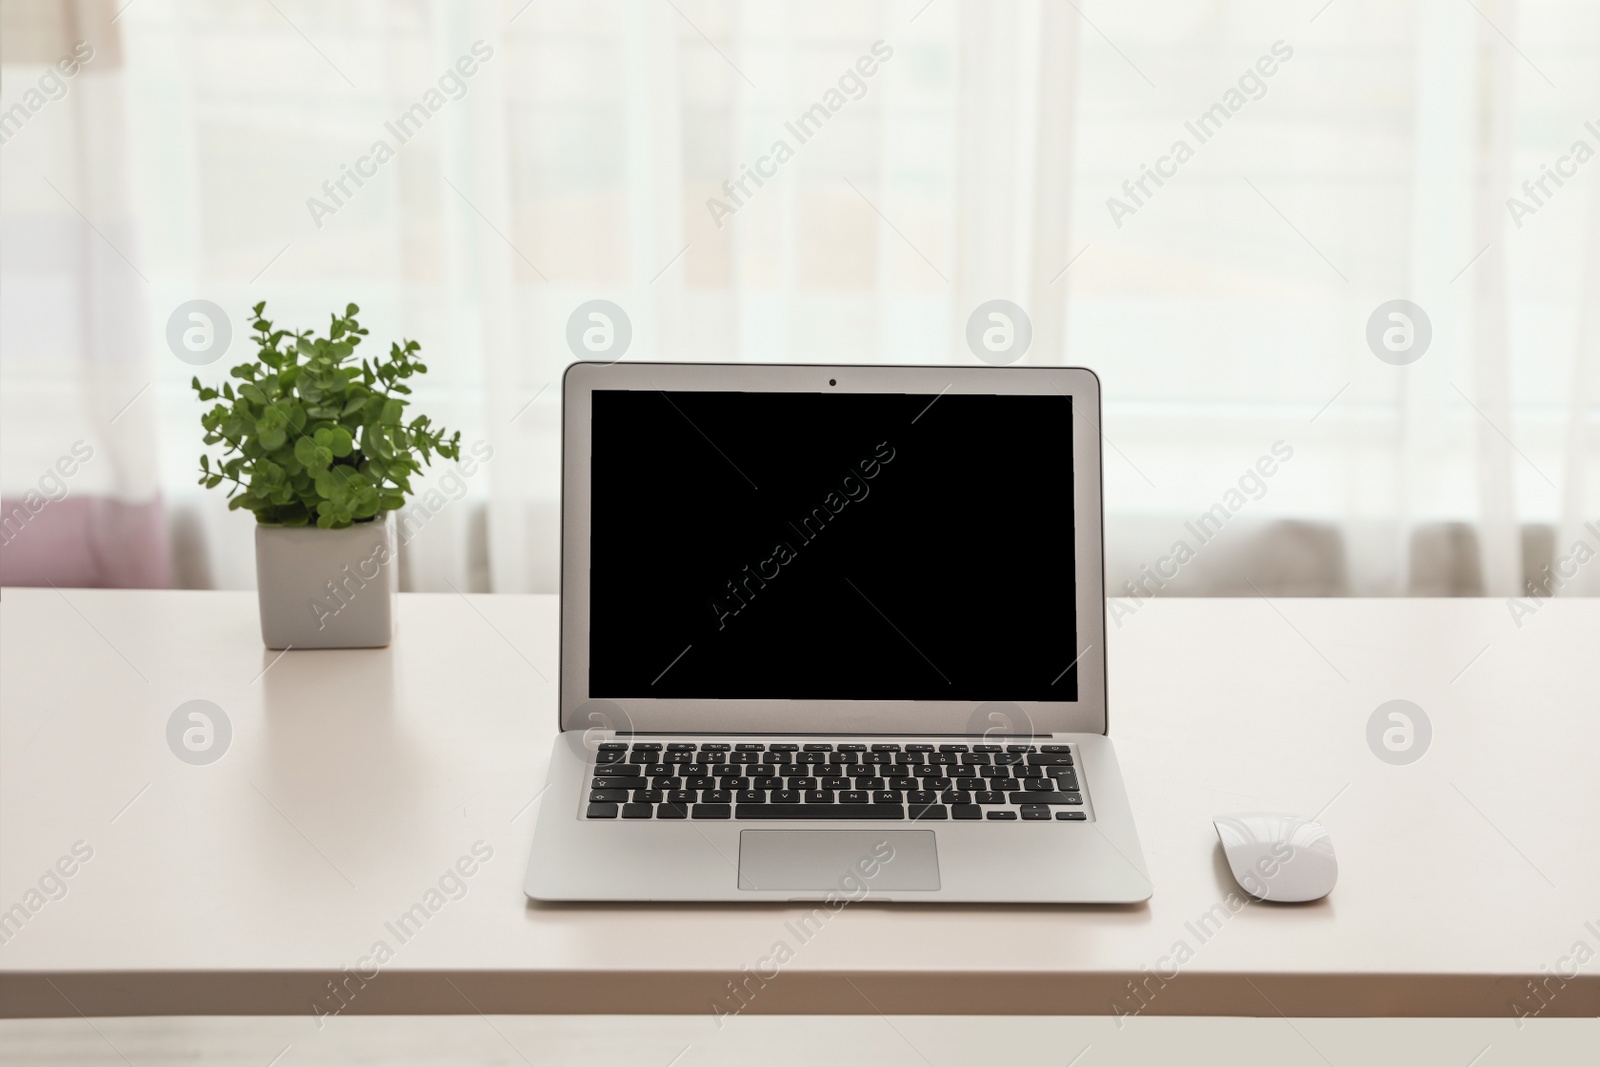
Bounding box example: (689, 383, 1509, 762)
(0, 1016, 1595, 1066)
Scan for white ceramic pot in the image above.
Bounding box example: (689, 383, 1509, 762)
(254, 514, 396, 649)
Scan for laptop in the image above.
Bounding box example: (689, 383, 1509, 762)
(525, 362, 1151, 903)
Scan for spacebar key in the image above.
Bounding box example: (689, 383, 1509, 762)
(736, 804, 904, 820)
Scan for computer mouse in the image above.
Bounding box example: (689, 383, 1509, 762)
(1213, 812, 1337, 902)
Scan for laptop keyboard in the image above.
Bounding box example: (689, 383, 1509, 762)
(583, 741, 1087, 822)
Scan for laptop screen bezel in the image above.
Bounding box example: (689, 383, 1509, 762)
(559, 362, 1108, 737)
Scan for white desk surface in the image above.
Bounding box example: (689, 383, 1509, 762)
(1, 588, 1595, 1018)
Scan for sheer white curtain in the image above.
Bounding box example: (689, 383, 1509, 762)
(1, 0, 168, 588)
(1067, 0, 1597, 599)
(3, 0, 1596, 598)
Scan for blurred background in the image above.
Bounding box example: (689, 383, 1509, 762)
(2, 0, 1597, 599)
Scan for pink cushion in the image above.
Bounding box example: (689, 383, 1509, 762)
(0, 495, 170, 588)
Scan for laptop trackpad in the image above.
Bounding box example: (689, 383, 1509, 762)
(737, 830, 940, 892)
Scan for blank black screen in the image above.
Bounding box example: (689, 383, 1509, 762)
(586, 389, 1077, 700)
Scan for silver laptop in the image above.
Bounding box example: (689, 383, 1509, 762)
(525, 362, 1151, 903)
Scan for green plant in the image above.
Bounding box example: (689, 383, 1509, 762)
(194, 302, 460, 529)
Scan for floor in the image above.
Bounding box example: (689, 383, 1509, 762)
(1, 1015, 1594, 1066)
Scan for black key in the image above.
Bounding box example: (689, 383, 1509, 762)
(837, 743, 866, 752)
(587, 803, 618, 818)
(861, 752, 890, 765)
(752, 777, 783, 791)
(839, 790, 868, 804)
(701, 789, 732, 804)
(893, 753, 925, 765)
(1042, 744, 1072, 753)
(650, 777, 681, 790)
(595, 751, 625, 765)
(738, 790, 766, 804)
(805, 790, 834, 804)
(823, 777, 852, 790)
(769, 743, 798, 752)
(960, 753, 991, 765)
(1006, 745, 1037, 754)
(1007, 792, 1083, 805)
(700, 743, 730, 753)
(974, 744, 1002, 753)
(986, 810, 1018, 820)
(731, 752, 761, 765)
(645, 764, 673, 777)
(829, 752, 860, 765)
(717, 777, 749, 791)
(631, 742, 662, 752)
(955, 778, 985, 791)
(667, 742, 697, 752)
(975, 790, 1007, 805)
(1056, 811, 1087, 821)
(589, 789, 628, 803)
(881, 766, 910, 778)
(803, 743, 833, 752)
(1022, 779, 1056, 792)
(687, 777, 716, 790)
(905, 743, 933, 752)
(929, 752, 958, 766)
(994, 753, 1023, 765)
(796, 752, 827, 765)
(1015, 767, 1045, 778)
(872, 790, 900, 805)
(736, 805, 904, 820)
(622, 803, 654, 819)
(593, 778, 639, 790)
(667, 789, 696, 804)
(952, 804, 983, 820)
(657, 803, 688, 819)
(939, 744, 968, 753)
(942, 790, 972, 804)
(692, 804, 731, 819)
(909, 803, 948, 821)
(789, 777, 818, 791)
(598, 742, 627, 752)
(681, 764, 709, 777)
(888, 779, 916, 792)
(1027, 753, 1074, 766)
(735, 743, 764, 751)
(771, 789, 801, 804)
(632, 790, 664, 803)
(871, 743, 901, 752)
(627, 752, 654, 764)
(1050, 774, 1081, 792)
(982, 766, 1012, 779)
(762, 753, 791, 764)
(854, 777, 886, 791)
(1021, 805, 1052, 821)
(921, 777, 953, 790)
(907, 790, 937, 805)
(592, 763, 639, 775)
(701, 753, 726, 764)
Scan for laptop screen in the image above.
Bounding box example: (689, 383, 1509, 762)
(587, 389, 1078, 701)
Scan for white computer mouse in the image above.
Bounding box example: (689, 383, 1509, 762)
(1213, 812, 1337, 903)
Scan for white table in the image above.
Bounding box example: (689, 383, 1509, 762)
(2, 588, 1596, 1018)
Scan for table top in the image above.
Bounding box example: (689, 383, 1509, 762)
(2, 588, 1596, 1018)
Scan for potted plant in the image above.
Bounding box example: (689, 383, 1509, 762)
(193, 302, 460, 649)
